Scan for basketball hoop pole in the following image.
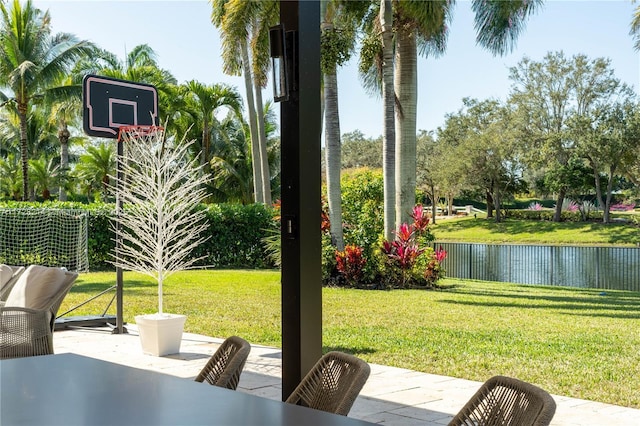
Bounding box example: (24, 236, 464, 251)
(114, 131, 127, 335)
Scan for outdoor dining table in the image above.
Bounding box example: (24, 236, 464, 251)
(0, 353, 375, 425)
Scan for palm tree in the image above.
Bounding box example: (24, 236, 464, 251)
(0, 153, 21, 199)
(209, 113, 255, 204)
(359, 0, 542, 227)
(211, 0, 278, 204)
(74, 142, 115, 201)
(184, 80, 243, 172)
(74, 44, 178, 127)
(320, 1, 360, 251)
(29, 156, 59, 200)
(0, 0, 95, 200)
(380, 0, 395, 241)
(631, 0, 640, 51)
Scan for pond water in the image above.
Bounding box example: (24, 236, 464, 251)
(436, 242, 640, 291)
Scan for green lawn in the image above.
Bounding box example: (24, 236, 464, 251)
(431, 216, 639, 246)
(60, 270, 640, 408)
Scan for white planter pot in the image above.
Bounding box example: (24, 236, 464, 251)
(135, 313, 186, 357)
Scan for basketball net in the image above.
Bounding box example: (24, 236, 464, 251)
(117, 125, 164, 143)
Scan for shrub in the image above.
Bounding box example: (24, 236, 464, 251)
(335, 244, 367, 287)
(610, 203, 636, 212)
(0, 202, 277, 270)
(340, 169, 384, 281)
(379, 205, 446, 289)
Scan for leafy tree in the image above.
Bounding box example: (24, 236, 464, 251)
(571, 100, 640, 222)
(340, 130, 381, 169)
(0, 0, 94, 200)
(509, 52, 630, 221)
(209, 113, 259, 205)
(440, 98, 524, 222)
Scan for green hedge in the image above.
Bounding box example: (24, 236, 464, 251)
(0, 202, 277, 271)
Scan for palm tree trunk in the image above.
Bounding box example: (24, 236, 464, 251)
(18, 103, 29, 201)
(58, 122, 70, 201)
(394, 29, 417, 227)
(254, 84, 271, 205)
(240, 40, 264, 204)
(201, 116, 211, 173)
(324, 69, 344, 251)
(380, 0, 395, 240)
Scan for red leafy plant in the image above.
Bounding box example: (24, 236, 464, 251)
(335, 245, 367, 287)
(380, 205, 446, 288)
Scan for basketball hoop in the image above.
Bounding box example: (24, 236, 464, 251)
(117, 125, 164, 143)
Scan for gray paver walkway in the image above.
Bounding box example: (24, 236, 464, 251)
(52, 326, 639, 425)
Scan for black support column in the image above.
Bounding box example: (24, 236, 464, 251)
(279, 0, 322, 400)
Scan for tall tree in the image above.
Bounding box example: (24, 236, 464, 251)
(509, 52, 630, 221)
(0, 0, 94, 200)
(379, 0, 395, 240)
(571, 99, 639, 222)
(360, 0, 541, 228)
(321, 1, 359, 251)
(211, 0, 278, 204)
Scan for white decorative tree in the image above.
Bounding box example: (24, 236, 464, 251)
(111, 128, 209, 316)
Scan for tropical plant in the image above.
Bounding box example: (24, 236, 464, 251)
(631, 0, 640, 51)
(210, 0, 278, 204)
(184, 80, 243, 172)
(209, 113, 256, 204)
(335, 244, 367, 287)
(74, 142, 115, 201)
(380, 204, 442, 289)
(28, 156, 59, 200)
(0, 153, 21, 199)
(0, 0, 95, 200)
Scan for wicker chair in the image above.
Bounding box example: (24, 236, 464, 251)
(448, 375, 556, 426)
(0, 266, 78, 359)
(195, 336, 251, 390)
(285, 351, 371, 416)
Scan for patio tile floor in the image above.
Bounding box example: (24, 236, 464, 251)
(52, 325, 639, 425)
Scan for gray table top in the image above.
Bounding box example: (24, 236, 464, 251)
(0, 353, 375, 426)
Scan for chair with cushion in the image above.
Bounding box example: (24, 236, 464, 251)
(285, 351, 370, 416)
(448, 375, 556, 426)
(195, 336, 251, 390)
(0, 265, 78, 359)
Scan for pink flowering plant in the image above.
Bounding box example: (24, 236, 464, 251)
(379, 205, 447, 288)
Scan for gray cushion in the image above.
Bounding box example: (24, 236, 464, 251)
(0, 264, 13, 288)
(4, 265, 68, 310)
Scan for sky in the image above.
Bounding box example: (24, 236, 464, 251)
(33, 0, 639, 139)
